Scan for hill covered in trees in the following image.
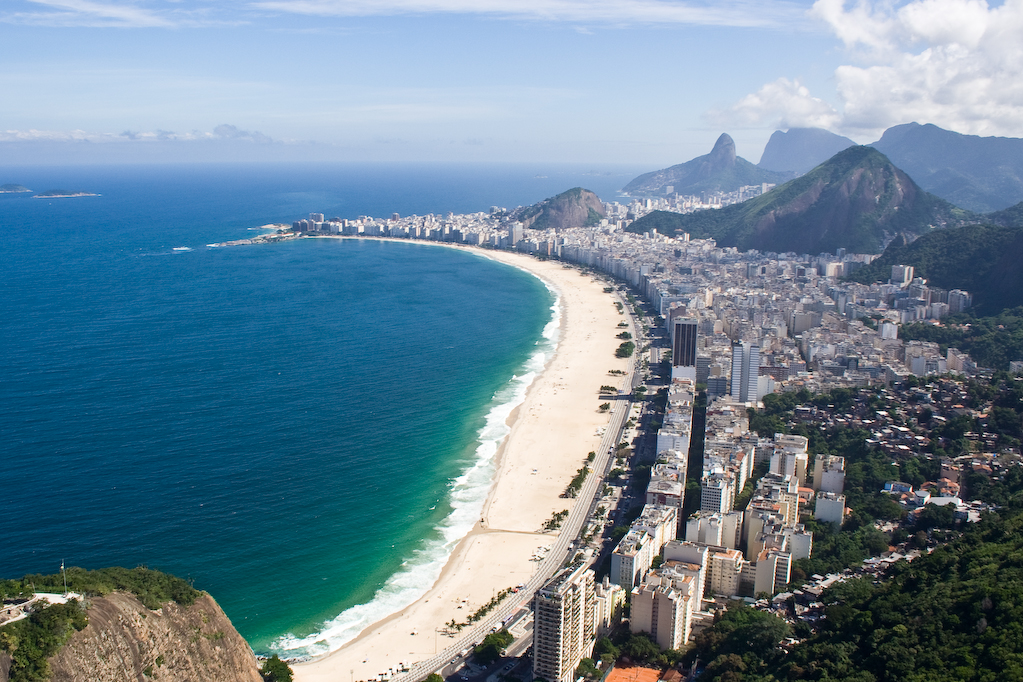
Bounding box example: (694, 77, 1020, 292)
(847, 224, 1023, 315)
(627, 146, 971, 254)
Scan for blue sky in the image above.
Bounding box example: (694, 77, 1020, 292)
(2, 0, 1022, 165)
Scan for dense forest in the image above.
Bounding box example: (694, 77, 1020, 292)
(690, 508, 1023, 681)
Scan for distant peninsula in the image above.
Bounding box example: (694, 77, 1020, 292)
(0, 184, 31, 193)
(34, 189, 98, 198)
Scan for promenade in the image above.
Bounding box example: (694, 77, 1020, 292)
(294, 250, 635, 682)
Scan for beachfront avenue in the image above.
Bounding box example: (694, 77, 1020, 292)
(394, 288, 638, 682)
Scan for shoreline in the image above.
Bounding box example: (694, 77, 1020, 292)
(292, 238, 630, 682)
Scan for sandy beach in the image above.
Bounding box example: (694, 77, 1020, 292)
(294, 246, 631, 682)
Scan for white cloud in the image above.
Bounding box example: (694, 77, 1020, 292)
(0, 125, 272, 143)
(2, 0, 237, 28)
(727, 0, 1023, 138)
(725, 78, 842, 130)
(250, 0, 806, 28)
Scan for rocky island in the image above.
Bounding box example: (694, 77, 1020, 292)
(33, 190, 98, 198)
(0, 184, 31, 194)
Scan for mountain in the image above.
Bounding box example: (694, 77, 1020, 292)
(758, 127, 856, 173)
(625, 146, 972, 254)
(0, 567, 267, 682)
(979, 199, 1023, 228)
(870, 122, 1023, 213)
(512, 186, 606, 230)
(622, 133, 793, 196)
(847, 223, 1023, 315)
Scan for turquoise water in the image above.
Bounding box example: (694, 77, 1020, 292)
(0, 163, 640, 654)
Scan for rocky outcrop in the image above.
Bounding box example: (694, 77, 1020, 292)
(512, 187, 606, 230)
(37, 592, 262, 682)
(622, 133, 793, 196)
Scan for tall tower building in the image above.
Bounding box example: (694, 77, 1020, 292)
(671, 318, 698, 381)
(533, 563, 596, 682)
(729, 342, 760, 403)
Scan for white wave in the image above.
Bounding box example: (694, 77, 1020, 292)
(271, 278, 561, 660)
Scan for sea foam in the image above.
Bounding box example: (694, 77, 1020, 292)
(272, 278, 561, 659)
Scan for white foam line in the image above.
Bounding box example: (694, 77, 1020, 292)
(271, 278, 560, 659)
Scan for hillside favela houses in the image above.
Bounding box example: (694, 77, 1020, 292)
(276, 193, 984, 674)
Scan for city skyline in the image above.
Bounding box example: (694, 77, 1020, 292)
(3, 0, 1023, 164)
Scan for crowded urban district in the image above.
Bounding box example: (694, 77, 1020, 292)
(289, 204, 1023, 681)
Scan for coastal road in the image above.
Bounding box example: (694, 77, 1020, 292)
(392, 292, 637, 682)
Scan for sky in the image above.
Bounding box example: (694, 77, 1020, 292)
(2, 0, 1022, 165)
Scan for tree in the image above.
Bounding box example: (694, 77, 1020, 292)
(474, 630, 514, 665)
(424, 675, 444, 682)
(261, 655, 293, 682)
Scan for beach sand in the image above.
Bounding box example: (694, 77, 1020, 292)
(293, 248, 631, 682)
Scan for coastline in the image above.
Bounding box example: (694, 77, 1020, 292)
(292, 240, 631, 682)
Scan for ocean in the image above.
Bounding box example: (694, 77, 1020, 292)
(0, 162, 644, 656)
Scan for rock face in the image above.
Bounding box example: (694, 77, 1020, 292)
(622, 133, 793, 196)
(758, 127, 856, 173)
(25, 593, 263, 682)
(513, 187, 606, 230)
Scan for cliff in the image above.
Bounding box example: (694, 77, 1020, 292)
(1, 592, 263, 682)
(512, 187, 606, 230)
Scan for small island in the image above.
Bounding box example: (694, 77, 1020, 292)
(34, 189, 99, 198)
(0, 184, 31, 193)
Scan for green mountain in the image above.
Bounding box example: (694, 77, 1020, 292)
(984, 200, 1023, 228)
(848, 223, 1023, 315)
(512, 186, 605, 230)
(758, 127, 856, 173)
(622, 133, 792, 196)
(626, 146, 972, 254)
(871, 122, 1023, 213)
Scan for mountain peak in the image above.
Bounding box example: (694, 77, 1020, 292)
(710, 133, 736, 163)
(758, 127, 856, 173)
(622, 133, 791, 196)
(627, 145, 971, 254)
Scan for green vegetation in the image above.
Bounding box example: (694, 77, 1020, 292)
(598, 402, 611, 412)
(847, 224, 1023, 315)
(591, 631, 684, 668)
(8, 567, 201, 611)
(565, 466, 589, 497)
(260, 655, 293, 682)
(900, 308, 1023, 369)
(542, 509, 569, 531)
(474, 629, 513, 665)
(628, 146, 971, 253)
(599, 385, 617, 394)
(423, 674, 444, 682)
(0, 600, 88, 682)
(693, 509, 1023, 681)
(513, 187, 605, 230)
(686, 602, 790, 680)
(616, 331, 632, 340)
(615, 341, 635, 358)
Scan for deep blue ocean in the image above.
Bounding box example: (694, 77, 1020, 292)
(0, 162, 644, 656)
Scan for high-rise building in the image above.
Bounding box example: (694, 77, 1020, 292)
(730, 342, 760, 403)
(533, 563, 596, 682)
(891, 264, 914, 287)
(671, 319, 698, 381)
